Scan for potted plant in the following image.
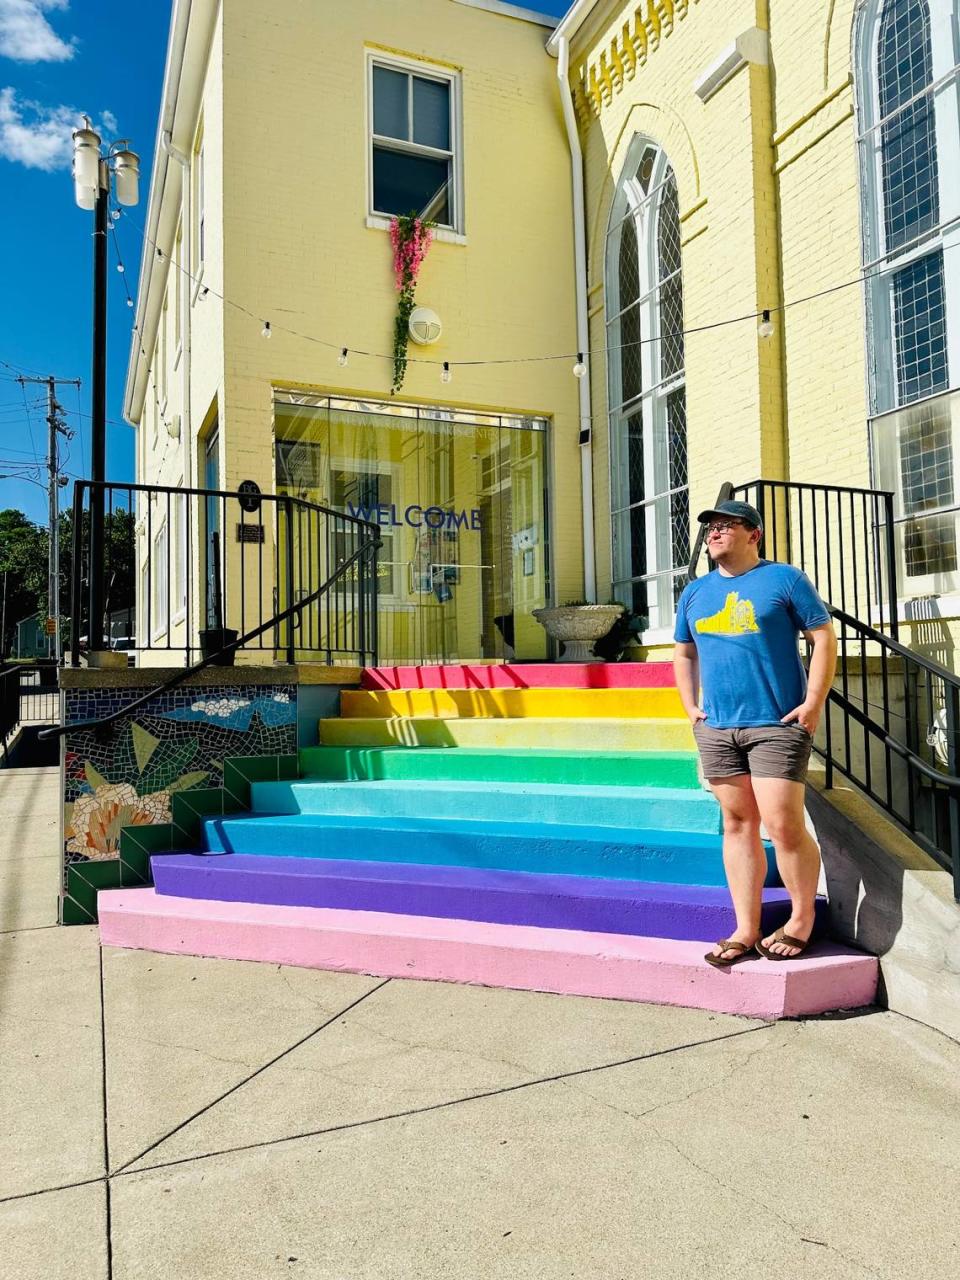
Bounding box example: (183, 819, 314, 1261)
(592, 608, 646, 662)
(532, 600, 625, 663)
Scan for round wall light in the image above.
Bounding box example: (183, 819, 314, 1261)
(408, 306, 442, 346)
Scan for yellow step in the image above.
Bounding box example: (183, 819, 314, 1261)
(339, 687, 686, 720)
(319, 717, 697, 752)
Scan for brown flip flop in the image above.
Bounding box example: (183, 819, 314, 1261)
(755, 928, 811, 961)
(704, 939, 754, 968)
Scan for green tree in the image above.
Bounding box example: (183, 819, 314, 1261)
(57, 504, 136, 647)
(0, 509, 47, 658)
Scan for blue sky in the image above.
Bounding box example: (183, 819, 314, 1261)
(0, 0, 570, 527)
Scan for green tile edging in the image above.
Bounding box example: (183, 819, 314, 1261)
(61, 752, 300, 925)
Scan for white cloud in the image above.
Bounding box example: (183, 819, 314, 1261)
(0, 87, 116, 171)
(0, 0, 74, 63)
(100, 108, 117, 136)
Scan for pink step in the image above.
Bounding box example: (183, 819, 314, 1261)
(98, 888, 877, 1020)
(362, 663, 676, 691)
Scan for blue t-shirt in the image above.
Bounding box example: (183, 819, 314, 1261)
(674, 560, 831, 728)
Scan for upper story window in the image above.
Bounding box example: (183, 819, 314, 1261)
(605, 137, 689, 635)
(856, 0, 960, 590)
(368, 56, 460, 231)
(857, 0, 960, 415)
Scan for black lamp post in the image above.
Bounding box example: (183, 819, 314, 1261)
(72, 118, 139, 656)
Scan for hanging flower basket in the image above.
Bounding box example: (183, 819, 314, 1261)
(390, 214, 434, 393)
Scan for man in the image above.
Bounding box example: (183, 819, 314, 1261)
(672, 500, 837, 965)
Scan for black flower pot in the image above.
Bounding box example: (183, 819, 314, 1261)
(199, 627, 239, 664)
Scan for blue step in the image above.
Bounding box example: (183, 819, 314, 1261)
(249, 779, 721, 833)
(153, 851, 815, 941)
(201, 813, 779, 888)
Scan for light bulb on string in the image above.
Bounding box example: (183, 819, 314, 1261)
(338, 347, 348, 367)
(441, 361, 452, 384)
(573, 352, 587, 378)
(758, 309, 775, 339)
(116, 263, 124, 273)
(126, 298, 134, 308)
(261, 321, 272, 338)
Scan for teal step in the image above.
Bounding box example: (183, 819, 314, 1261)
(251, 779, 721, 833)
(298, 745, 701, 789)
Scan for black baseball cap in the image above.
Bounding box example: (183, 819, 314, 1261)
(696, 500, 763, 530)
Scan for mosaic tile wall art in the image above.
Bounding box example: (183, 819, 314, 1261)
(63, 684, 297, 875)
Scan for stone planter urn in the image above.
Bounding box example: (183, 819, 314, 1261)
(532, 604, 625, 663)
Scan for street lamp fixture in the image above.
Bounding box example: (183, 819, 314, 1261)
(71, 117, 139, 658)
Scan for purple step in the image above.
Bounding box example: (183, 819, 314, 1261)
(151, 852, 826, 943)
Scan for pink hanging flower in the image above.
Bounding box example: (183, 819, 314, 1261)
(389, 214, 435, 392)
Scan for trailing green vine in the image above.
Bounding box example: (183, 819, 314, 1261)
(390, 214, 434, 393)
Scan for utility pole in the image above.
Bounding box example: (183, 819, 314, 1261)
(17, 375, 80, 663)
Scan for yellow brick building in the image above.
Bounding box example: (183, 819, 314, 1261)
(126, 0, 960, 669)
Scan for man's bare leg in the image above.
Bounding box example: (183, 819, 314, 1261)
(706, 775, 766, 960)
(752, 776, 820, 957)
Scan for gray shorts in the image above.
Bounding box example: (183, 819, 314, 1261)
(692, 722, 813, 783)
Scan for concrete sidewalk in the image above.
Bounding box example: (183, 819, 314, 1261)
(2, 766, 959, 1278)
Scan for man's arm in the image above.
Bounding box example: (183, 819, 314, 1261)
(780, 622, 838, 734)
(673, 641, 706, 725)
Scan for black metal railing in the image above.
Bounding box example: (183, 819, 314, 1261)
(825, 606, 960, 898)
(15, 669, 59, 724)
(731, 479, 899, 638)
(690, 479, 960, 898)
(68, 480, 380, 668)
(0, 665, 59, 747)
(0, 666, 17, 746)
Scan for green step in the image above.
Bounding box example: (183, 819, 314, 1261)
(298, 745, 702, 789)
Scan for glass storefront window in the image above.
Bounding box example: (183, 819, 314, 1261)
(274, 393, 550, 665)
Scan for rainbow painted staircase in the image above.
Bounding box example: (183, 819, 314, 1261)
(99, 663, 878, 1019)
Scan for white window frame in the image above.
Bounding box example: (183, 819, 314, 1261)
(151, 520, 169, 642)
(605, 136, 689, 638)
(330, 455, 403, 603)
(160, 293, 169, 410)
(192, 126, 205, 300)
(856, 0, 960, 416)
(856, 0, 960, 593)
(172, 486, 187, 624)
(174, 220, 183, 365)
(365, 50, 463, 235)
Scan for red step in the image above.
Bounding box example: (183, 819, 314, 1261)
(361, 663, 676, 691)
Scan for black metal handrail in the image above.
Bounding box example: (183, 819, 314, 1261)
(689, 480, 960, 897)
(732, 477, 899, 638)
(0, 666, 18, 748)
(39, 532, 379, 741)
(67, 479, 380, 667)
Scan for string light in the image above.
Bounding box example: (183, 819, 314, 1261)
(572, 353, 587, 378)
(338, 347, 348, 367)
(116, 263, 124, 273)
(118, 206, 960, 375)
(261, 321, 272, 339)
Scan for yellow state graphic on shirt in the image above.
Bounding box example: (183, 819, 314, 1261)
(695, 591, 760, 636)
